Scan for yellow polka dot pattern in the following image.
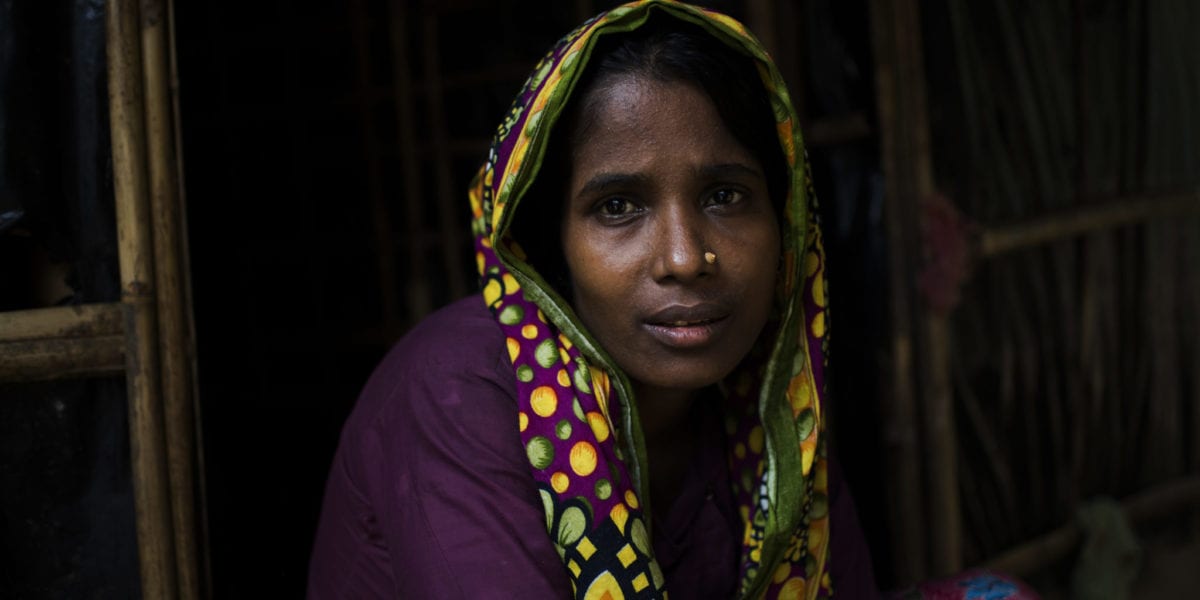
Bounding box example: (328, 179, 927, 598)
(530, 386, 557, 417)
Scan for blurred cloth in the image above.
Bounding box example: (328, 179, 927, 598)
(893, 570, 1040, 600)
(1071, 498, 1141, 600)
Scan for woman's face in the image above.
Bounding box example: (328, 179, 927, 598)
(561, 74, 781, 397)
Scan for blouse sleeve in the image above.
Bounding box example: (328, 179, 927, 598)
(828, 454, 881, 600)
(308, 315, 572, 598)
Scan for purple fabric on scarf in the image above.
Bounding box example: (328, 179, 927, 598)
(308, 297, 879, 598)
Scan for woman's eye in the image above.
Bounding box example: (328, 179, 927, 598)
(598, 197, 636, 217)
(707, 188, 745, 207)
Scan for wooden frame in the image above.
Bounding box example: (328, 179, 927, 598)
(0, 1, 204, 598)
(0, 305, 126, 382)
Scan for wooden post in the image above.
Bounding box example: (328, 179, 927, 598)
(386, 1, 432, 326)
(746, 0, 778, 57)
(871, 0, 963, 581)
(773, 0, 803, 116)
(106, 0, 178, 597)
(165, 0, 214, 590)
(0, 304, 126, 382)
(899, 0, 962, 576)
(1188, 217, 1200, 536)
(140, 0, 201, 597)
(922, 316, 961, 576)
(349, 0, 401, 336)
(869, 0, 928, 584)
(421, 13, 468, 300)
(0, 304, 124, 341)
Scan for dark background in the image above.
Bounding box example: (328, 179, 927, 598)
(5, 0, 1197, 598)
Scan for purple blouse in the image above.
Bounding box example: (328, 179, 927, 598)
(308, 297, 878, 598)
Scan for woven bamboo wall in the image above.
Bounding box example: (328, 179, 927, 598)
(922, 0, 1200, 571)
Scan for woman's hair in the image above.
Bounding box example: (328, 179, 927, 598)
(514, 12, 788, 294)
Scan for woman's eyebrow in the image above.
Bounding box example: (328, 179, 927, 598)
(697, 162, 763, 180)
(576, 172, 651, 197)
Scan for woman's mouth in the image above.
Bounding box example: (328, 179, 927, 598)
(642, 304, 730, 348)
(661, 318, 718, 327)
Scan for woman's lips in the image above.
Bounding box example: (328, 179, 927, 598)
(642, 304, 730, 349)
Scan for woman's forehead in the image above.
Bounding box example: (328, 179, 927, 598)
(564, 77, 762, 195)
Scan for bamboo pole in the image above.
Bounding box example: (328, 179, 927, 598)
(897, 0, 964, 570)
(774, 0, 801, 116)
(805, 113, 872, 147)
(386, 1, 432, 326)
(0, 337, 125, 382)
(407, 61, 530, 94)
(924, 313, 962, 576)
(746, 0, 777, 57)
(978, 190, 1200, 257)
(107, 0, 178, 597)
(140, 0, 200, 597)
(0, 304, 126, 382)
(869, 0, 930, 584)
(421, 13, 468, 300)
(982, 475, 1200, 577)
(165, 0, 212, 591)
(350, 0, 401, 336)
(1186, 218, 1200, 536)
(0, 303, 124, 342)
(1143, 220, 1182, 483)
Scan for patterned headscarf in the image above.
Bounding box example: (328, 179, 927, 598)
(468, 2, 832, 598)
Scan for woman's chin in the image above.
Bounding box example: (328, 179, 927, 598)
(624, 361, 737, 400)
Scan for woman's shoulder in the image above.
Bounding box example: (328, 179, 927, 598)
(345, 294, 516, 436)
(388, 294, 505, 370)
(313, 295, 573, 597)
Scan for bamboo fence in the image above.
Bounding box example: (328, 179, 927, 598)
(420, 12, 468, 303)
(106, 0, 178, 594)
(349, 0, 401, 341)
(140, 0, 202, 595)
(885, 0, 1200, 583)
(0, 305, 125, 381)
(386, 0, 433, 325)
(0, 0, 208, 596)
(869, 0, 938, 582)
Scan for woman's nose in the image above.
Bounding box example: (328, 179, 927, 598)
(651, 207, 709, 282)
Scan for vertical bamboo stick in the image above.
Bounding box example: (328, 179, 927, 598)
(774, 0, 802, 113)
(166, 0, 213, 591)
(893, 0, 962, 575)
(421, 14, 468, 300)
(386, 2, 432, 326)
(106, 0, 178, 597)
(869, 0, 929, 584)
(140, 0, 199, 597)
(924, 314, 962, 575)
(746, 0, 778, 57)
(1143, 219, 1182, 483)
(1186, 217, 1200, 536)
(349, 0, 401, 335)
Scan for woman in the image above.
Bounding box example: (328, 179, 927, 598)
(309, 2, 875, 597)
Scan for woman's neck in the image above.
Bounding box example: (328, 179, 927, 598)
(633, 383, 697, 442)
(633, 383, 704, 515)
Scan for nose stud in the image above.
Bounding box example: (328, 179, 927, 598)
(704, 251, 717, 265)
